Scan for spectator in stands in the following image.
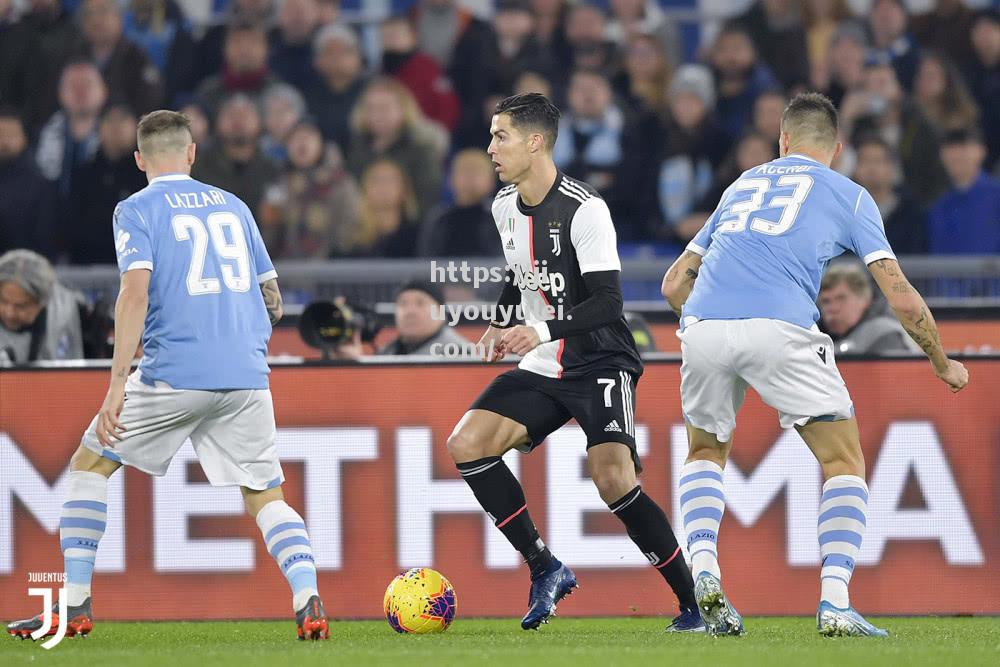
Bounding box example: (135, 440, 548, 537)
(489, 0, 550, 98)
(515, 71, 553, 98)
(418, 149, 498, 257)
(818, 21, 867, 108)
(913, 51, 979, 134)
(412, 0, 491, 69)
(380, 14, 460, 133)
(308, 23, 366, 153)
(605, 0, 682, 69)
(376, 279, 470, 356)
(866, 0, 920, 90)
(191, 93, 279, 216)
(699, 131, 776, 222)
(735, 0, 810, 90)
(802, 0, 852, 93)
(0, 249, 85, 363)
(818, 262, 917, 356)
(197, 0, 275, 85)
(751, 88, 786, 152)
(0, 109, 55, 257)
(260, 83, 306, 162)
(614, 32, 672, 115)
(123, 0, 199, 105)
(346, 78, 445, 220)
(709, 23, 780, 141)
(530, 0, 572, 75)
(36, 60, 106, 198)
(843, 60, 949, 207)
(73, 0, 164, 115)
(67, 104, 146, 264)
(269, 0, 321, 91)
(316, 0, 339, 25)
(197, 21, 281, 119)
(0, 0, 38, 117)
(180, 101, 210, 145)
(852, 136, 927, 254)
(966, 10, 1000, 171)
(354, 158, 420, 258)
(553, 69, 628, 200)
(929, 128, 1000, 254)
(21, 0, 82, 134)
(910, 0, 975, 69)
(654, 64, 730, 241)
(260, 119, 360, 259)
(565, 3, 618, 75)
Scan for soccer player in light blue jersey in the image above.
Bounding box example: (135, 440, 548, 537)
(661, 93, 969, 637)
(6, 111, 329, 641)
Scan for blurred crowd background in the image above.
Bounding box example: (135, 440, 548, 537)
(1, 0, 999, 265)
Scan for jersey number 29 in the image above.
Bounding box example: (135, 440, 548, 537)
(717, 175, 814, 236)
(171, 213, 251, 295)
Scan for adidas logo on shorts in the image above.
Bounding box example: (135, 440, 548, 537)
(604, 420, 622, 432)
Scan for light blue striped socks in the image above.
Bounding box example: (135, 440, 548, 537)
(819, 475, 868, 609)
(679, 460, 726, 579)
(61, 471, 109, 606)
(256, 501, 319, 612)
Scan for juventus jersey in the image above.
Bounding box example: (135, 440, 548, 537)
(492, 172, 642, 379)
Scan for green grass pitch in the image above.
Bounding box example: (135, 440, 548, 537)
(3, 617, 999, 666)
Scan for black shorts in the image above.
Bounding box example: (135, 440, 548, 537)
(470, 368, 641, 471)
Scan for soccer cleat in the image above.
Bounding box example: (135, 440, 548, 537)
(520, 561, 578, 630)
(694, 573, 744, 636)
(6, 597, 93, 640)
(665, 607, 707, 633)
(816, 601, 888, 637)
(295, 595, 330, 641)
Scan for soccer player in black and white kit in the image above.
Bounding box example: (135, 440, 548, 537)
(446, 94, 702, 632)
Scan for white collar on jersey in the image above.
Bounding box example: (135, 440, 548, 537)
(787, 153, 822, 164)
(149, 174, 193, 184)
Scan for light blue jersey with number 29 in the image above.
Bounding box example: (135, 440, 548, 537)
(113, 174, 275, 390)
(682, 154, 896, 330)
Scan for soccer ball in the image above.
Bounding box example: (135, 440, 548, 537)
(383, 567, 457, 634)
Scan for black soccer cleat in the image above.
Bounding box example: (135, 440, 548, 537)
(7, 597, 93, 640)
(520, 561, 578, 630)
(295, 595, 330, 640)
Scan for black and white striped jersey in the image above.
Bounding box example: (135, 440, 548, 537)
(491, 172, 642, 379)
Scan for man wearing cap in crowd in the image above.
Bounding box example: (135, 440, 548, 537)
(377, 279, 472, 356)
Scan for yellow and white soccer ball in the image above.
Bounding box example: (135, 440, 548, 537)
(383, 567, 458, 634)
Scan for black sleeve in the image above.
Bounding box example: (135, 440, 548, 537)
(546, 270, 623, 340)
(491, 268, 521, 327)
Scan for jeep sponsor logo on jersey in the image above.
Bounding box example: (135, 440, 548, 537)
(511, 262, 565, 298)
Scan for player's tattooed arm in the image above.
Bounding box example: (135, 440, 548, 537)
(661, 250, 703, 315)
(261, 278, 283, 325)
(868, 258, 968, 392)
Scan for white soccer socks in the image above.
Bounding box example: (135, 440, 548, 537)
(678, 460, 725, 580)
(61, 471, 109, 606)
(818, 475, 869, 609)
(256, 500, 319, 612)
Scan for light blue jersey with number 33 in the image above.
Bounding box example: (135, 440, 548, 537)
(682, 154, 896, 330)
(113, 174, 275, 390)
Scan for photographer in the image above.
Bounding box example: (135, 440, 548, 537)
(377, 280, 471, 356)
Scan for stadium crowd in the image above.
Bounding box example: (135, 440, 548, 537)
(1, 0, 999, 263)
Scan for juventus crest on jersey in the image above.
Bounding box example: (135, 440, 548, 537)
(491, 172, 642, 379)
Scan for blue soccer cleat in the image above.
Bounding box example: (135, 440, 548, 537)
(520, 560, 578, 630)
(816, 601, 888, 637)
(665, 607, 707, 633)
(694, 572, 744, 636)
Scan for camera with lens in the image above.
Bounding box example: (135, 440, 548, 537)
(298, 299, 383, 357)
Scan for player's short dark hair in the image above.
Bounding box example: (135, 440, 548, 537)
(781, 92, 839, 149)
(493, 93, 561, 151)
(137, 109, 193, 155)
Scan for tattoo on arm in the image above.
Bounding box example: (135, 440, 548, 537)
(871, 258, 900, 277)
(261, 279, 282, 325)
(900, 305, 944, 359)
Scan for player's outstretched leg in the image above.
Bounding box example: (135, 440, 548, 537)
(678, 455, 744, 636)
(245, 488, 329, 640)
(589, 443, 703, 633)
(797, 419, 887, 638)
(448, 410, 577, 630)
(7, 449, 118, 640)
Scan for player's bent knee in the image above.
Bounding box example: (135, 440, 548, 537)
(446, 429, 490, 463)
(590, 463, 636, 504)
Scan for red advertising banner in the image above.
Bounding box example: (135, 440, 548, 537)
(0, 360, 997, 621)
